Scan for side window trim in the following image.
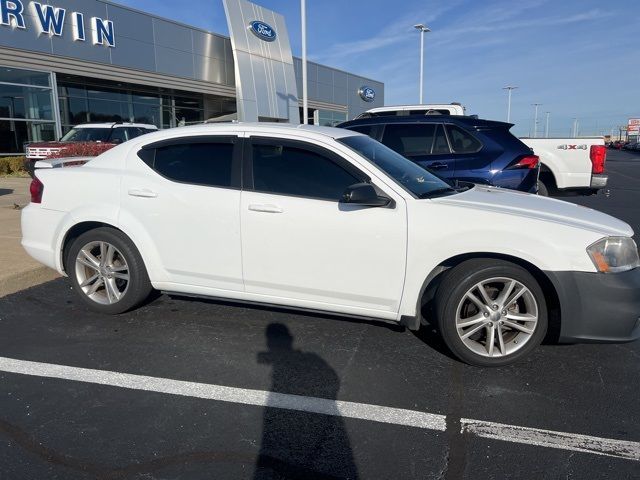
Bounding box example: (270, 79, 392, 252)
(432, 123, 453, 155)
(244, 136, 370, 201)
(136, 135, 242, 190)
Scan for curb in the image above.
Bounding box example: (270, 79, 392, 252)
(0, 266, 61, 298)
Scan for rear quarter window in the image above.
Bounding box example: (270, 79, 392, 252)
(446, 125, 482, 153)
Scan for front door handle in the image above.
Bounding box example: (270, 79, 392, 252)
(248, 204, 284, 214)
(128, 188, 158, 198)
(428, 162, 448, 170)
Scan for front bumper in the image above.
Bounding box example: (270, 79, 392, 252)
(545, 268, 640, 343)
(590, 174, 608, 189)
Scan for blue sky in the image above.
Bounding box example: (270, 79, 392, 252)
(114, 0, 637, 137)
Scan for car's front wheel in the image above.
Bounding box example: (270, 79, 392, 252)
(435, 259, 548, 366)
(67, 227, 153, 314)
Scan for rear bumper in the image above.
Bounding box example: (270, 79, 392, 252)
(590, 174, 608, 189)
(21, 204, 66, 274)
(545, 269, 640, 343)
(489, 168, 539, 192)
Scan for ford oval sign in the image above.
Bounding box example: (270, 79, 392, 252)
(249, 21, 276, 42)
(359, 86, 376, 102)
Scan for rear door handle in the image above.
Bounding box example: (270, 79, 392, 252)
(128, 188, 158, 198)
(248, 204, 284, 214)
(428, 162, 448, 170)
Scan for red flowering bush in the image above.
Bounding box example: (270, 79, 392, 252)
(47, 142, 116, 159)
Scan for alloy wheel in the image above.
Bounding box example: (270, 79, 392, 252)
(75, 241, 130, 305)
(455, 277, 539, 358)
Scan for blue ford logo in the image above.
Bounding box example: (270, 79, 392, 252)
(249, 21, 276, 42)
(359, 86, 376, 102)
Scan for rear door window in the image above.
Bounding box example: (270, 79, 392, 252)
(150, 141, 235, 188)
(381, 123, 437, 156)
(446, 125, 482, 153)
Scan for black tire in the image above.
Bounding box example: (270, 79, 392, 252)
(66, 227, 153, 314)
(434, 259, 548, 367)
(537, 179, 549, 197)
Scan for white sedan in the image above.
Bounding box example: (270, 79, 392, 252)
(22, 123, 640, 366)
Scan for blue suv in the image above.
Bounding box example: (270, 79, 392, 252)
(337, 115, 539, 192)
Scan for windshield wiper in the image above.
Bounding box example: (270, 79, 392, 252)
(418, 187, 457, 199)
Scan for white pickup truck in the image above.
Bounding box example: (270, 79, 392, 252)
(518, 138, 607, 195)
(356, 104, 608, 195)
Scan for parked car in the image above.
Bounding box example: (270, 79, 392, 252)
(354, 105, 608, 196)
(24, 122, 157, 175)
(626, 142, 640, 151)
(22, 124, 640, 367)
(338, 115, 540, 193)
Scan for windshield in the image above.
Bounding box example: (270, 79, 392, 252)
(338, 135, 456, 198)
(61, 128, 111, 142)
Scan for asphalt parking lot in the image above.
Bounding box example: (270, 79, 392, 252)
(1, 149, 639, 479)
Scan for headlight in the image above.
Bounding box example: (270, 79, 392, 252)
(587, 237, 640, 273)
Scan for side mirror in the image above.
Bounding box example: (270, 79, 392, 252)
(341, 183, 392, 207)
(111, 138, 123, 145)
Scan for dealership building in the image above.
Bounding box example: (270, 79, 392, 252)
(0, 0, 384, 155)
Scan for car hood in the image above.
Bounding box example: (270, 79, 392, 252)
(431, 186, 634, 237)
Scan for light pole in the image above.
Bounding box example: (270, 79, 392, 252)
(502, 86, 517, 123)
(544, 111, 550, 138)
(572, 118, 578, 138)
(301, 0, 308, 124)
(414, 24, 430, 104)
(531, 103, 542, 138)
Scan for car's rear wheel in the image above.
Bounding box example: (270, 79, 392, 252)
(435, 259, 548, 366)
(537, 179, 549, 196)
(67, 227, 152, 314)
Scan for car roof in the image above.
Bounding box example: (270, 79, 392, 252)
(338, 115, 512, 130)
(366, 104, 464, 113)
(134, 122, 364, 143)
(75, 123, 158, 129)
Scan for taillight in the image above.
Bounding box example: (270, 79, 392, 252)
(30, 177, 44, 204)
(506, 155, 539, 170)
(590, 145, 606, 174)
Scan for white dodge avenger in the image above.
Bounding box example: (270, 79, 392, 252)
(21, 124, 640, 366)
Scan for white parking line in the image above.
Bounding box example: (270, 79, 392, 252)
(1, 356, 639, 462)
(461, 419, 640, 462)
(0, 356, 446, 431)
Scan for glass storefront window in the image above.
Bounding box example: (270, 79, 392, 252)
(314, 109, 347, 127)
(56, 74, 208, 130)
(0, 66, 56, 154)
(133, 103, 160, 125)
(59, 97, 89, 125)
(58, 86, 87, 99)
(0, 84, 54, 121)
(0, 66, 50, 87)
(87, 88, 127, 102)
(87, 99, 130, 123)
(175, 107, 204, 126)
(0, 120, 56, 153)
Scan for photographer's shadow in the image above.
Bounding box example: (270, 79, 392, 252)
(254, 323, 358, 480)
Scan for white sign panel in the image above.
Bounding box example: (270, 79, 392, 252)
(223, 0, 299, 123)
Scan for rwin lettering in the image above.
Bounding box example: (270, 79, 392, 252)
(0, 0, 115, 47)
